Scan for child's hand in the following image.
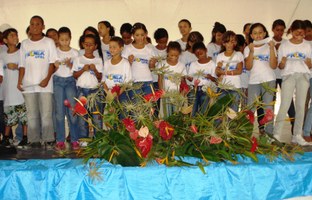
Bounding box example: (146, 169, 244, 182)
(149, 57, 157, 68)
(248, 43, 255, 53)
(17, 82, 24, 91)
(7, 63, 18, 70)
(268, 41, 275, 49)
(54, 61, 60, 68)
(65, 58, 72, 68)
(281, 57, 287, 65)
(217, 61, 223, 68)
(128, 55, 134, 64)
(305, 58, 312, 69)
(82, 64, 90, 71)
(89, 64, 96, 71)
(39, 78, 49, 88)
(186, 76, 193, 82)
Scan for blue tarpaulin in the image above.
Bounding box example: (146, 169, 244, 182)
(0, 152, 312, 200)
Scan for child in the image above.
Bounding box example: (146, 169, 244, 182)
(274, 20, 312, 145)
(46, 28, 59, 47)
(158, 41, 186, 117)
(53, 27, 79, 150)
(98, 21, 115, 61)
(78, 26, 103, 61)
(187, 42, 217, 116)
(243, 23, 251, 45)
(73, 34, 103, 138)
(18, 15, 57, 148)
(244, 23, 277, 135)
(216, 31, 244, 112)
(176, 19, 192, 51)
(101, 36, 132, 118)
(0, 28, 28, 147)
(122, 22, 157, 97)
(119, 23, 133, 46)
(207, 22, 226, 62)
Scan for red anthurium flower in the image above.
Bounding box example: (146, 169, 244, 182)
(144, 90, 164, 102)
(209, 136, 223, 144)
(259, 109, 274, 125)
(73, 102, 87, 116)
(250, 136, 258, 153)
(179, 80, 190, 94)
(64, 99, 71, 108)
(190, 125, 198, 134)
(135, 135, 153, 158)
(243, 110, 255, 124)
(79, 96, 87, 105)
(111, 85, 121, 96)
(129, 130, 139, 140)
(122, 118, 136, 133)
(158, 121, 174, 141)
(194, 79, 200, 88)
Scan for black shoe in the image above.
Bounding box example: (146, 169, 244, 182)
(1, 136, 11, 147)
(29, 142, 42, 148)
(17, 136, 28, 148)
(44, 141, 56, 150)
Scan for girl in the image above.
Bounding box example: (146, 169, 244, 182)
(119, 23, 133, 46)
(274, 20, 312, 145)
(187, 42, 217, 116)
(207, 22, 226, 62)
(98, 21, 115, 61)
(158, 41, 186, 117)
(243, 23, 251, 45)
(244, 23, 277, 135)
(102, 36, 132, 118)
(216, 31, 244, 112)
(122, 22, 157, 97)
(176, 19, 192, 51)
(46, 28, 59, 47)
(73, 34, 103, 139)
(53, 27, 79, 150)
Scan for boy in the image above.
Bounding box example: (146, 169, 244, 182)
(1, 28, 28, 147)
(18, 15, 57, 148)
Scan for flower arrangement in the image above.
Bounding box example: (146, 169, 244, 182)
(73, 67, 302, 169)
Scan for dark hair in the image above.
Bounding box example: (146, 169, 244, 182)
(248, 23, 269, 43)
(31, 15, 44, 25)
(167, 41, 182, 54)
(220, 31, 237, 52)
(58, 27, 71, 38)
(243, 23, 251, 32)
(185, 31, 204, 51)
(26, 26, 30, 34)
(236, 34, 245, 47)
(83, 34, 97, 44)
(110, 36, 124, 47)
(304, 20, 312, 29)
(178, 19, 192, 27)
(154, 28, 168, 41)
(98, 21, 115, 37)
(192, 41, 206, 53)
(46, 28, 57, 36)
(131, 22, 148, 34)
(79, 26, 103, 62)
(211, 22, 226, 43)
(3, 28, 18, 39)
(120, 23, 132, 35)
(272, 19, 286, 30)
(287, 20, 306, 35)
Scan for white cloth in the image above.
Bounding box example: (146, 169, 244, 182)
(0, 44, 8, 54)
(244, 44, 276, 84)
(161, 61, 186, 91)
(122, 44, 156, 82)
(179, 50, 197, 73)
(188, 60, 216, 87)
(153, 46, 167, 82)
(54, 47, 78, 78)
(176, 39, 187, 51)
(101, 41, 112, 62)
(206, 42, 221, 62)
(19, 37, 58, 93)
(272, 38, 287, 79)
(278, 39, 312, 77)
(1, 50, 24, 106)
(216, 51, 244, 88)
(102, 58, 132, 89)
(240, 64, 250, 89)
(72, 56, 103, 89)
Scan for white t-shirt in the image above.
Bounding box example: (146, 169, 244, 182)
(1, 50, 24, 106)
(54, 48, 79, 78)
(102, 58, 132, 89)
(78, 49, 100, 58)
(72, 56, 103, 89)
(179, 50, 197, 73)
(122, 44, 156, 82)
(161, 61, 186, 91)
(0, 44, 8, 54)
(19, 37, 58, 93)
(244, 44, 276, 84)
(153, 46, 167, 82)
(0, 59, 3, 101)
(207, 42, 221, 62)
(176, 39, 187, 51)
(272, 38, 287, 79)
(216, 51, 244, 89)
(188, 60, 216, 87)
(240, 64, 250, 89)
(278, 40, 312, 77)
(101, 41, 112, 62)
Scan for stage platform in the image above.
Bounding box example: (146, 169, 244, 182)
(0, 150, 312, 200)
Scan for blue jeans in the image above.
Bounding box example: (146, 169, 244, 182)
(53, 76, 79, 142)
(303, 78, 312, 136)
(77, 87, 103, 138)
(192, 87, 209, 116)
(129, 81, 153, 100)
(218, 89, 240, 112)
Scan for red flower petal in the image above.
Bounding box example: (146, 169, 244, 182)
(250, 136, 258, 153)
(135, 136, 153, 158)
(122, 118, 136, 133)
(259, 109, 274, 125)
(179, 80, 190, 94)
(158, 121, 174, 140)
(190, 125, 198, 134)
(129, 130, 139, 140)
(79, 96, 87, 105)
(111, 85, 121, 95)
(209, 136, 223, 144)
(64, 99, 71, 108)
(73, 103, 87, 116)
(243, 110, 255, 124)
(144, 90, 164, 102)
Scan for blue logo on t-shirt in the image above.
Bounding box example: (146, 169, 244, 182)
(134, 57, 149, 64)
(287, 52, 306, 60)
(254, 54, 269, 61)
(106, 74, 124, 83)
(26, 50, 45, 59)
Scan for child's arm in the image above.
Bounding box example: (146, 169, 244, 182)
(245, 44, 254, 70)
(39, 63, 55, 88)
(305, 58, 312, 69)
(7, 63, 18, 70)
(89, 64, 102, 81)
(73, 64, 89, 79)
(225, 62, 243, 76)
(158, 74, 163, 90)
(278, 57, 287, 69)
(269, 41, 277, 69)
(101, 82, 109, 93)
(17, 67, 25, 91)
(206, 74, 217, 83)
(215, 61, 224, 76)
(149, 57, 157, 70)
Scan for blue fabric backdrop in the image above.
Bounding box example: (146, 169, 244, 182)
(1, 152, 312, 200)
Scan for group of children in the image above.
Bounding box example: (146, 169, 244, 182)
(0, 15, 312, 151)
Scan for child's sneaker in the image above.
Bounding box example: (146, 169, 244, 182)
(55, 142, 66, 151)
(17, 136, 28, 148)
(1, 136, 11, 147)
(71, 141, 80, 150)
